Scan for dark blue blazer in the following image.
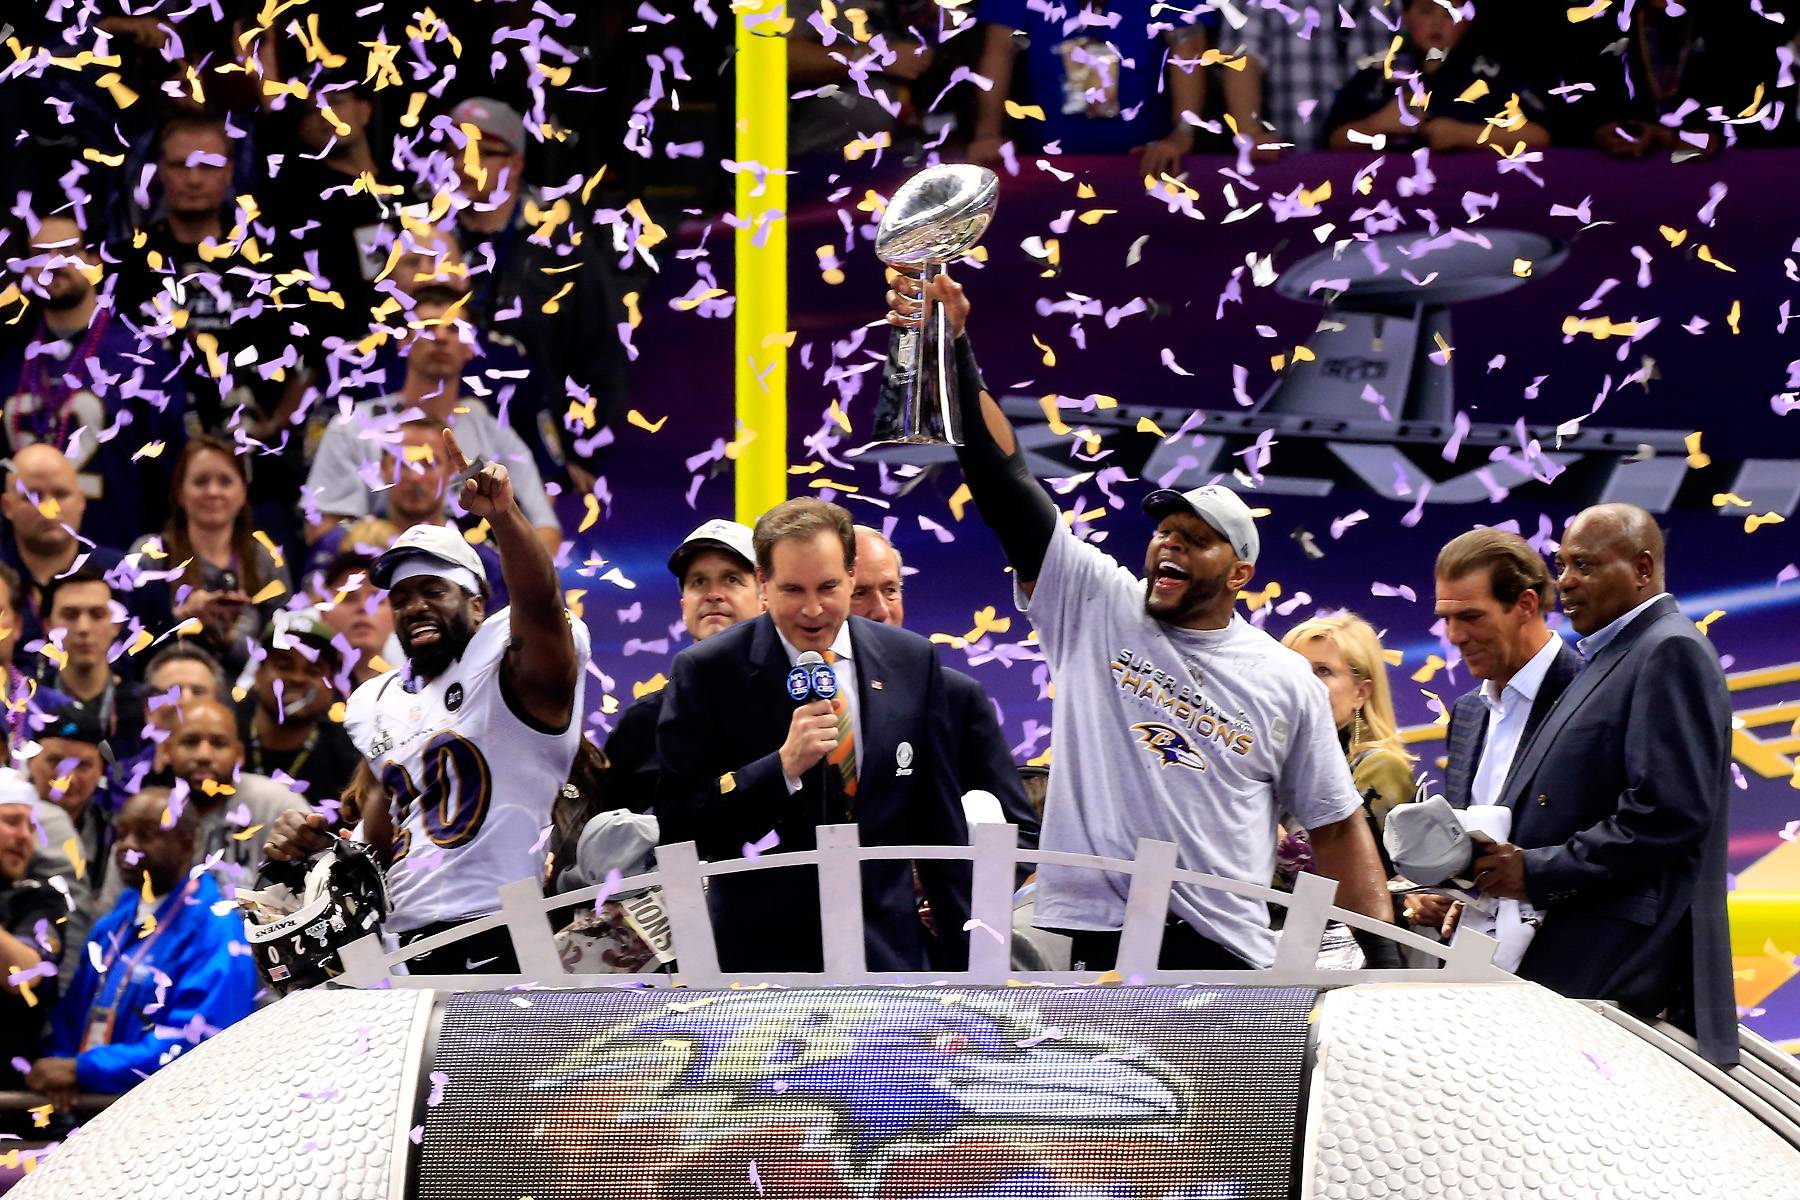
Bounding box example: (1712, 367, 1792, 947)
(655, 614, 996, 973)
(1499, 596, 1737, 1065)
(1442, 637, 1584, 810)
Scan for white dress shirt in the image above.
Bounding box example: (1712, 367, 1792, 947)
(779, 621, 864, 793)
(1576, 592, 1670, 661)
(1470, 631, 1566, 809)
(1466, 630, 1568, 970)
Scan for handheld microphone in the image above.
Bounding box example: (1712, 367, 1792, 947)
(788, 651, 839, 703)
(789, 650, 842, 821)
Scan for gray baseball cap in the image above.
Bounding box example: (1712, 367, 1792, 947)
(450, 97, 527, 154)
(1141, 484, 1260, 565)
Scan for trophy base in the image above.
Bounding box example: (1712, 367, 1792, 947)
(870, 434, 963, 448)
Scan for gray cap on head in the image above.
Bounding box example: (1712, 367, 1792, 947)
(1141, 484, 1260, 564)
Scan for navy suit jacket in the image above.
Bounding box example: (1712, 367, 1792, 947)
(1499, 597, 1737, 1065)
(655, 614, 982, 973)
(1441, 637, 1584, 809)
(943, 667, 1039, 857)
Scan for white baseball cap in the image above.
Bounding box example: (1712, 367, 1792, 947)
(668, 519, 756, 580)
(1141, 484, 1260, 565)
(0, 768, 38, 810)
(372, 523, 489, 593)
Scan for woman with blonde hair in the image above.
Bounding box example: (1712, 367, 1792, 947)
(1282, 612, 1416, 831)
(1275, 613, 1416, 895)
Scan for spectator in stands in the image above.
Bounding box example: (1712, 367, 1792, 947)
(369, 221, 563, 492)
(303, 287, 562, 552)
(0, 563, 52, 760)
(0, 213, 186, 549)
(24, 700, 119, 989)
(1212, 0, 1394, 159)
(788, 0, 937, 157)
(0, 442, 134, 671)
(237, 611, 360, 807)
(132, 435, 292, 681)
(28, 787, 257, 1109)
(1325, 0, 1549, 154)
(1580, 0, 1778, 159)
(37, 569, 146, 766)
(605, 520, 763, 814)
(153, 697, 308, 898)
(302, 516, 400, 585)
(656, 499, 981, 973)
(969, 2, 1213, 176)
(143, 642, 229, 710)
(0, 770, 65, 1131)
(849, 526, 1038, 844)
(114, 113, 287, 438)
(444, 97, 622, 490)
(116, 642, 233, 793)
(311, 551, 399, 690)
(262, 77, 399, 340)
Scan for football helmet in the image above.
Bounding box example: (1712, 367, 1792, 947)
(238, 839, 390, 996)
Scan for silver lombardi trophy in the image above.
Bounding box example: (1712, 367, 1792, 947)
(871, 165, 1000, 446)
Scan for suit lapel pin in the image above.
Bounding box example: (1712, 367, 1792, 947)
(871, 679, 884, 691)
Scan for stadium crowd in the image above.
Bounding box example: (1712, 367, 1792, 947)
(0, 0, 1766, 1145)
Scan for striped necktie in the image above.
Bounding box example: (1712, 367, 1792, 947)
(822, 650, 858, 800)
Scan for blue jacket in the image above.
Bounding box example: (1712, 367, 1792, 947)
(49, 872, 259, 1094)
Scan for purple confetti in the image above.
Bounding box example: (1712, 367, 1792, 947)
(426, 1071, 449, 1107)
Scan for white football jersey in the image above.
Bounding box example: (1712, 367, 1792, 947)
(344, 608, 591, 933)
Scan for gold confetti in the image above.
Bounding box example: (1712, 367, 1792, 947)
(329, 701, 348, 723)
(250, 580, 286, 604)
(949, 482, 973, 521)
(1136, 416, 1167, 437)
(825, 400, 851, 434)
(1456, 79, 1490, 103)
(578, 494, 601, 534)
(808, 478, 860, 493)
(1076, 182, 1096, 199)
(633, 674, 668, 701)
(1032, 334, 1056, 366)
(1512, 259, 1533, 278)
(1727, 300, 1741, 334)
(1684, 431, 1711, 468)
(1239, 581, 1282, 611)
(1411, 653, 1447, 683)
(1696, 245, 1736, 273)
(815, 246, 844, 286)
(1004, 100, 1046, 120)
(564, 589, 586, 619)
(623, 291, 642, 328)
(1562, 316, 1639, 340)
(1745, 513, 1786, 533)
(1566, 0, 1612, 18)
(231, 824, 265, 842)
(1712, 493, 1752, 508)
(1659, 225, 1688, 247)
(1694, 609, 1726, 635)
(1038, 396, 1070, 435)
(1420, 688, 1451, 727)
(627, 409, 668, 433)
(1077, 209, 1117, 225)
(62, 837, 85, 882)
(1298, 181, 1332, 208)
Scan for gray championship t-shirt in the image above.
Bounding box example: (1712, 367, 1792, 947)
(1020, 521, 1362, 966)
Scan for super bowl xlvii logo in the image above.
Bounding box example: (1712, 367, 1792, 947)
(535, 991, 1188, 1193)
(1131, 722, 1209, 772)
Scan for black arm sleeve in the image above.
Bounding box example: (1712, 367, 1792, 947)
(951, 334, 1060, 586)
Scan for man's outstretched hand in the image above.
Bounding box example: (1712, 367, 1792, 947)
(444, 427, 514, 521)
(885, 266, 970, 340)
